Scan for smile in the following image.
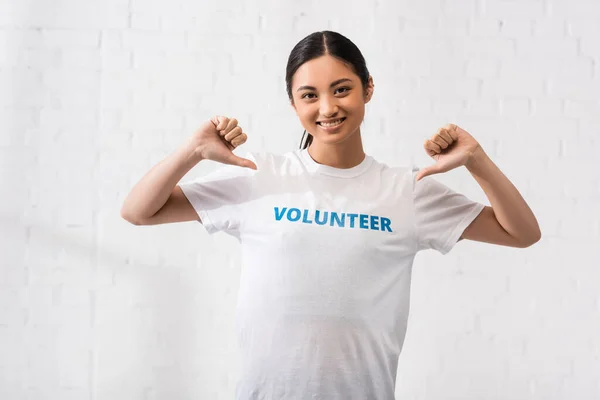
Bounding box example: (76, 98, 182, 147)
(317, 117, 346, 130)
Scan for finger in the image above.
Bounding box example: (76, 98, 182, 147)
(445, 124, 459, 141)
(224, 153, 257, 170)
(424, 139, 442, 154)
(210, 115, 221, 128)
(415, 165, 441, 182)
(438, 130, 454, 145)
(213, 115, 229, 131)
(230, 133, 247, 148)
(431, 134, 449, 149)
(224, 126, 243, 142)
(435, 127, 452, 145)
(220, 118, 238, 136)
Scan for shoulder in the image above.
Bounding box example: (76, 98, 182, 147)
(369, 156, 416, 184)
(372, 157, 447, 193)
(244, 149, 304, 175)
(245, 149, 295, 165)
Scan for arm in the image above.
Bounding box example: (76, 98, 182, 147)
(460, 147, 541, 247)
(120, 141, 202, 225)
(121, 116, 256, 226)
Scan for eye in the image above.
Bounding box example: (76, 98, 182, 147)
(301, 87, 351, 99)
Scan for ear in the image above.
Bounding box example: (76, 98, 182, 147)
(364, 75, 374, 103)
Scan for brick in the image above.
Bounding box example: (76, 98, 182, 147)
(469, 18, 502, 36)
(549, 0, 600, 17)
(441, 0, 478, 17)
(500, 97, 531, 116)
(500, 19, 533, 37)
(453, 37, 515, 58)
(484, 1, 545, 18)
(533, 18, 567, 37)
(482, 77, 545, 97)
(42, 29, 100, 47)
(130, 13, 161, 31)
(466, 58, 500, 78)
(122, 30, 186, 50)
(516, 38, 578, 57)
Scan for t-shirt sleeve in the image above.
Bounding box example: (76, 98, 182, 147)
(178, 152, 257, 236)
(411, 166, 486, 255)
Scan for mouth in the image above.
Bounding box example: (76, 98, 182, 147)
(317, 117, 346, 130)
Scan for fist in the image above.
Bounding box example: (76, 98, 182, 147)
(190, 116, 257, 170)
(416, 123, 482, 181)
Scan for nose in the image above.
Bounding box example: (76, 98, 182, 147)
(319, 95, 339, 118)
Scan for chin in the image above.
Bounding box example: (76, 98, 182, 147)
(322, 134, 354, 145)
(312, 126, 358, 145)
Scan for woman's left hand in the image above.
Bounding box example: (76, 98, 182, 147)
(415, 123, 484, 181)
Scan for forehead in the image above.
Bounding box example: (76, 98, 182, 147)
(292, 55, 357, 88)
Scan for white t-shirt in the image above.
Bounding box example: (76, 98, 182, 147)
(179, 148, 485, 400)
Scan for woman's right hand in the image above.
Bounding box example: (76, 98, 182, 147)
(189, 116, 257, 170)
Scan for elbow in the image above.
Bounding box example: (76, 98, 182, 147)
(519, 229, 542, 248)
(120, 207, 143, 225)
(124, 218, 142, 226)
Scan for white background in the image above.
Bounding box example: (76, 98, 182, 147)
(1, 0, 599, 399)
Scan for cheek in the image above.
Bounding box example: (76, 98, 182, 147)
(296, 107, 316, 123)
(301, 112, 315, 124)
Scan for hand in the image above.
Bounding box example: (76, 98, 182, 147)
(415, 123, 483, 181)
(189, 116, 257, 170)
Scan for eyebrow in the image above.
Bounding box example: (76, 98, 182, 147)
(296, 78, 353, 92)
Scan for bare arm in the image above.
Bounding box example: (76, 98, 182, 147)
(461, 147, 541, 247)
(120, 141, 202, 225)
(121, 116, 255, 226)
(417, 124, 540, 248)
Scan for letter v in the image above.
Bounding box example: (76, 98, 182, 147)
(274, 207, 287, 221)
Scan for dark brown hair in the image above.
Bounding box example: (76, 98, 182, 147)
(285, 31, 371, 149)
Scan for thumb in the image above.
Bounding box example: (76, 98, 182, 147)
(224, 152, 258, 170)
(415, 165, 440, 182)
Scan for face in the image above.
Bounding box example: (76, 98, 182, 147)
(290, 55, 374, 145)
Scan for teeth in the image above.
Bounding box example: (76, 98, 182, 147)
(320, 118, 344, 127)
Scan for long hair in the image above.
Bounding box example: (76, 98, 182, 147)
(285, 31, 371, 150)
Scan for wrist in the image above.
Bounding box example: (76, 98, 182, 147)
(465, 146, 490, 173)
(178, 140, 204, 167)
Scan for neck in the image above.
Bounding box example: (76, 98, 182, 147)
(307, 129, 365, 169)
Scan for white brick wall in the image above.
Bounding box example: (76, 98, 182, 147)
(1, 0, 599, 398)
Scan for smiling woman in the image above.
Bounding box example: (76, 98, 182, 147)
(284, 32, 374, 169)
(122, 29, 540, 400)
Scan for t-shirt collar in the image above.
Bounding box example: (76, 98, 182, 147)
(298, 148, 374, 178)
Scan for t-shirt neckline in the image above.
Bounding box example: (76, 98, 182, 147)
(298, 147, 374, 178)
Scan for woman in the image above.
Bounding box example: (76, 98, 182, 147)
(121, 31, 541, 400)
